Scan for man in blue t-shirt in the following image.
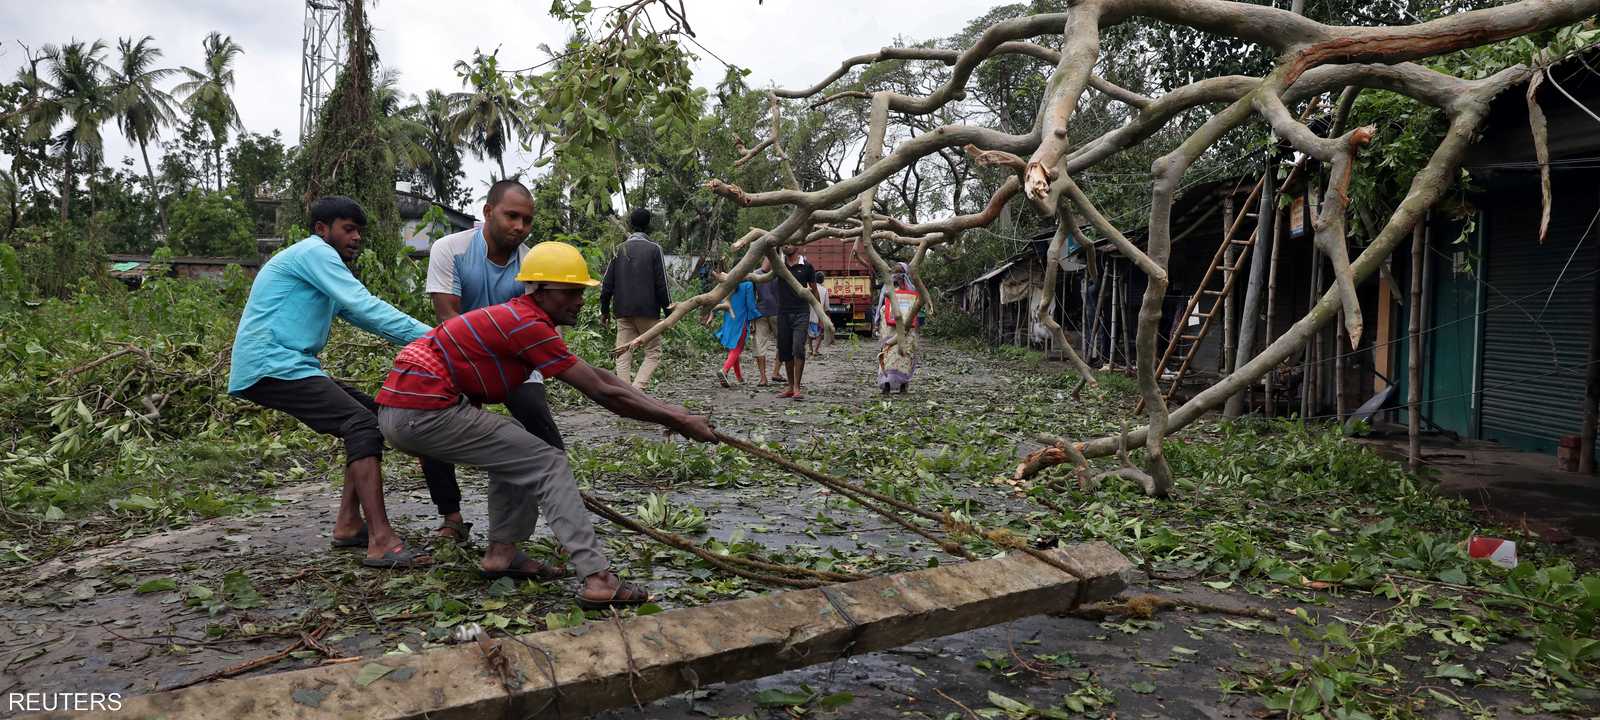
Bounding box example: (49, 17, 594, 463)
(230, 196, 432, 569)
(421, 180, 565, 545)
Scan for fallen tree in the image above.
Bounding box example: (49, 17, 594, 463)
(605, 0, 1592, 496)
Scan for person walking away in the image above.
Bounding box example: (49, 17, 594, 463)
(714, 278, 758, 386)
(808, 271, 830, 357)
(750, 255, 783, 385)
(877, 262, 922, 394)
(773, 245, 819, 400)
(376, 242, 717, 608)
(601, 208, 671, 389)
(229, 196, 432, 569)
(420, 179, 564, 545)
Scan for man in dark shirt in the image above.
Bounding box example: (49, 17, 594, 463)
(773, 244, 819, 400)
(600, 208, 672, 389)
(751, 255, 783, 385)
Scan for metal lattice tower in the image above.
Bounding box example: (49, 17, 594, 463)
(299, 0, 345, 141)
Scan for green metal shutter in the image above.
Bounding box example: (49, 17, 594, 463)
(1479, 183, 1597, 454)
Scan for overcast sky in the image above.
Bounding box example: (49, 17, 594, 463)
(2, 0, 990, 220)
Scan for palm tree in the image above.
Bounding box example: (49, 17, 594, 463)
(372, 68, 429, 174)
(111, 36, 177, 231)
(448, 49, 530, 179)
(175, 32, 244, 192)
(407, 89, 465, 204)
(25, 39, 116, 221)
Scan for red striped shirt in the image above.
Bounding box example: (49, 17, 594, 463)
(375, 295, 577, 409)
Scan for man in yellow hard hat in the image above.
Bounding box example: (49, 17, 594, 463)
(375, 241, 717, 608)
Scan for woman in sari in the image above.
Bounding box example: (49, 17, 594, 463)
(876, 262, 921, 394)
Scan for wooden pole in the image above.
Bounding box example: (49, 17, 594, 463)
(1090, 256, 1110, 365)
(1301, 191, 1318, 417)
(1221, 195, 1237, 375)
(1408, 219, 1424, 471)
(1264, 206, 1286, 416)
(1229, 165, 1275, 418)
(1582, 242, 1600, 473)
(89, 544, 1132, 720)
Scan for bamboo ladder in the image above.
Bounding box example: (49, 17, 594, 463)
(1132, 96, 1327, 414)
(1135, 178, 1263, 413)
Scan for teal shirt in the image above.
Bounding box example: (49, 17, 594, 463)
(228, 236, 430, 394)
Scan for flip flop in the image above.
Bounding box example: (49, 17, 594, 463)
(480, 550, 570, 581)
(433, 519, 474, 546)
(361, 546, 432, 569)
(330, 525, 369, 549)
(576, 579, 652, 610)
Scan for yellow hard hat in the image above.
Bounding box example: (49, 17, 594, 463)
(515, 241, 600, 286)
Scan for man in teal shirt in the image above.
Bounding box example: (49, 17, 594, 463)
(229, 196, 432, 568)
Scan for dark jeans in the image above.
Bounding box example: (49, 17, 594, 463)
(421, 381, 565, 516)
(239, 376, 385, 464)
(774, 311, 809, 362)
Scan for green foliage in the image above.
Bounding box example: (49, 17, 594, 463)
(633, 493, 709, 534)
(228, 130, 288, 200)
(922, 298, 980, 340)
(167, 189, 255, 257)
(10, 218, 106, 298)
(520, 1, 701, 218)
(0, 244, 20, 309)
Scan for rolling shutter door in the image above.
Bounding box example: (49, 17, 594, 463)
(1479, 182, 1598, 453)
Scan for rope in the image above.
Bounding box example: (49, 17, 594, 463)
(582, 492, 854, 588)
(714, 431, 1093, 605)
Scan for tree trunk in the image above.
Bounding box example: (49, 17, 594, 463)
(215, 140, 225, 193)
(59, 146, 74, 222)
(139, 140, 169, 236)
(496, 154, 506, 180)
(1408, 220, 1424, 471)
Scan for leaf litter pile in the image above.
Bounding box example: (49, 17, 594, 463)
(3, 321, 1598, 718)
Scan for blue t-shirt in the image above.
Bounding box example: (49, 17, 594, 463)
(425, 227, 528, 312)
(228, 237, 430, 394)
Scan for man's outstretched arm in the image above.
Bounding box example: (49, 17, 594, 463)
(556, 360, 716, 442)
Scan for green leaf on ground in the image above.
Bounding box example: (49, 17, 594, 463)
(1130, 681, 1157, 694)
(1433, 664, 1476, 681)
(755, 687, 814, 707)
(222, 570, 263, 609)
(135, 578, 176, 594)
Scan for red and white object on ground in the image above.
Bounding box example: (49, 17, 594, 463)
(1468, 536, 1518, 569)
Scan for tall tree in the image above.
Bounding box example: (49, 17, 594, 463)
(111, 35, 177, 232)
(175, 31, 244, 192)
(371, 68, 429, 177)
(404, 89, 467, 206)
(292, 0, 402, 257)
(25, 39, 116, 221)
(448, 49, 528, 178)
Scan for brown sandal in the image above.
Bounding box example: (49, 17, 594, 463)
(480, 550, 570, 581)
(576, 577, 652, 609)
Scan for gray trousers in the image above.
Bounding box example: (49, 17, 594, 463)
(378, 400, 608, 579)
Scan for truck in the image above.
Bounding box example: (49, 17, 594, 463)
(801, 239, 877, 332)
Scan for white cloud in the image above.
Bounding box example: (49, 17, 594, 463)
(2, 0, 990, 219)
